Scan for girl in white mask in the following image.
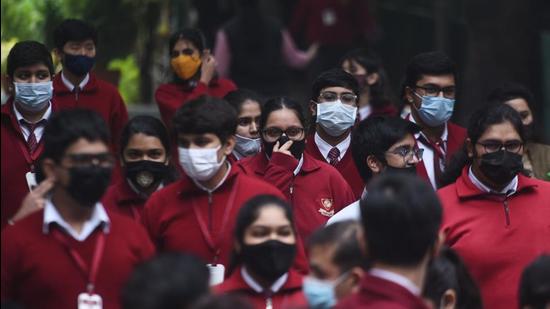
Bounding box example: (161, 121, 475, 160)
(224, 89, 263, 162)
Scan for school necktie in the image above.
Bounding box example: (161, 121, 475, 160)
(327, 147, 340, 166)
(20, 119, 46, 155)
(418, 134, 446, 188)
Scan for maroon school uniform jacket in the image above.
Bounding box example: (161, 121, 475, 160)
(335, 273, 430, 309)
(1, 209, 155, 309)
(415, 121, 467, 185)
(155, 79, 236, 128)
(101, 180, 146, 222)
(237, 152, 356, 243)
(438, 167, 550, 309)
(216, 267, 307, 309)
(305, 134, 364, 198)
(1, 98, 56, 228)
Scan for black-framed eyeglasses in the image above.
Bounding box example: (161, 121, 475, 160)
(262, 126, 305, 141)
(476, 140, 523, 153)
(63, 153, 115, 167)
(385, 147, 424, 164)
(414, 85, 456, 99)
(318, 91, 358, 105)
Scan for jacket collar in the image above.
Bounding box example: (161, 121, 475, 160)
(222, 266, 303, 294)
(249, 151, 321, 177)
(1, 97, 56, 134)
(113, 179, 145, 205)
(358, 273, 429, 309)
(53, 72, 98, 94)
(177, 163, 239, 196)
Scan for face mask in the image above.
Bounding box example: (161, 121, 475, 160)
(14, 81, 53, 112)
(178, 145, 225, 181)
(413, 93, 455, 127)
(241, 240, 296, 283)
(234, 134, 262, 157)
(171, 54, 202, 80)
(64, 54, 95, 76)
(478, 150, 523, 185)
(303, 272, 349, 309)
(316, 100, 357, 137)
(384, 165, 417, 176)
(66, 166, 112, 207)
(263, 135, 306, 160)
(124, 160, 169, 193)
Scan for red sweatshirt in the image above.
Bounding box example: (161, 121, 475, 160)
(155, 79, 236, 128)
(438, 167, 550, 309)
(216, 266, 307, 309)
(1, 99, 55, 228)
(101, 180, 146, 222)
(335, 273, 430, 309)
(237, 152, 356, 244)
(305, 134, 364, 198)
(141, 166, 310, 273)
(1, 209, 155, 309)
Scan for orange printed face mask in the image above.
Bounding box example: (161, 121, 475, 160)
(170, 54, 201, 80)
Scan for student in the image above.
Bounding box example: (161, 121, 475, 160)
(141, 96, 288, 280)
(304, 221, 366, 309)
(123, 253, 210, 309)
(487, 82, 550, 181)
(518, 255, 550, 309)
(52, 19, 128, 155)
(438, 103, 550, 309)
(102, 116, 177, 221)
(305, 68, 364, 197)
(216, 195, 308, 309)
(401, 51, 467, 189)
(237, 96, 356, 244)
(423, 247, 483, 309)
(155, 28, 236, 128)
(327, 116, 422, 224)
(1, 40, 57, 228)
(1, 109, 155, 309)
(336, 174, 442, 309)
(340, 48, 397, 120)
(224, 89, 263, 162)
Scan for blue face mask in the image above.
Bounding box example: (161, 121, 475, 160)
(14, 81, 53, 112)
(64, 54, 95, 76)
(414, 93, 455, 127)
(303, 272, 349, 309)
(316, 100, 357, 137)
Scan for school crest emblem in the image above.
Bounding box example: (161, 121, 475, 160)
(318, 198, 335, 217)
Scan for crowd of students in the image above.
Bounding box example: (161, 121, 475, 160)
(1, 18, 549, 309)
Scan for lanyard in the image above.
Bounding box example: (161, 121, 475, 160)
(191, 178, 239, 264)
(51, 228, 106, 293)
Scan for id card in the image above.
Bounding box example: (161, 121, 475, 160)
(25, 172, 37, 192)
(77, 292, 103, 309)
(207, 263, 225, 286)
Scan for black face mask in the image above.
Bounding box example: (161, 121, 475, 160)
(124, 160, 169, 193)
(384, 165, 417, 176)
(478, 150, 523, 185)
(263, 135, 306, 160)
(241, 240, 296, 283)
(66, 166, 112, 207)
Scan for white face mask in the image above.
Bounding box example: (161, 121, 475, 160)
(234, 134, 261, 157)
(14, 81, 53, 112)
(316, 100, 357, 137)
(178, 145, 226, 181)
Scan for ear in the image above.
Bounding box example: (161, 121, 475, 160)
(53, 48, 64, 61)
(223, 135, 236, 155)
(404, 86, 415, 105)
(366, 72, 380, 86)
(349, 266, 364, 289)
(366, 155, 383, 174)
(465, 138, 474, 158)
(309, 100, 317, 116)
(441, 289, 457, 309)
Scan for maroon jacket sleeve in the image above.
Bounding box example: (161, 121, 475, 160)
(141, 192, 163, 250)
(263, 153, 300, 199)
(1, 227, 18, 300)
(329, 170, 357, 213)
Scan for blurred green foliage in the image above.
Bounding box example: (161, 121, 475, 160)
(107, 55, 140, 104)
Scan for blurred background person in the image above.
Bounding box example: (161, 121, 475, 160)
(123, 253, 210, 309)
(518, 255, 550, 309)
(224, 89, 264, 162)
(216, 195, 307, 309)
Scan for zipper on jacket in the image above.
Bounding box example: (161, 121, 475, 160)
(265, 297, 273, 309)
(503, 199, 510, 227)
(74, 86, 79, 101)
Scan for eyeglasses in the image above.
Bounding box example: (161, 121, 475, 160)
(318, 91, 358, 105)
(63, 153, 115, 168)
(385, 147, 424, 164)
(476, 140, 523, 153)
(414, 85, 456, 99)
(262, 126, 305, 142)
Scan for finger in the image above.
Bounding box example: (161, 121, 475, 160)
(273, 141, 280, 151)
(35, 199, 46, 209)
(280, 140, 293, 151)
(33, 178, 55, 196)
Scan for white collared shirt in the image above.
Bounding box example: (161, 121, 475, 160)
(13, 102, 52, 142)
(43, 198, 110, 242)
(409, 115, 448, 189)
(294, 155, 304, 176)
(314, 132, 351, 164)
(326, 188, 367, 225)
(61, 71, 90, 92)
(369, 268, 421, 296)
(358, 105, 372, 121)
(468, 166, 518, 195)
(241, 266, 288, 294)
